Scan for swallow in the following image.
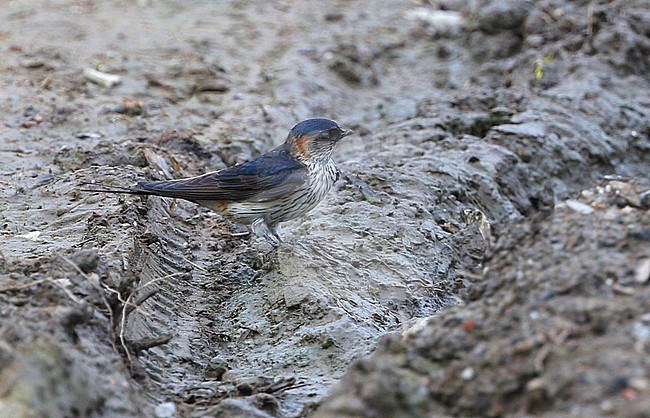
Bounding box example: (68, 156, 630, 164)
(83, 118, 353, 246)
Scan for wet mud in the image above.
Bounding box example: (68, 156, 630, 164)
(1, 0, 649, 417)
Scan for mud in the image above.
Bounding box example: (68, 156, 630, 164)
(317, 178, 650, 418)
(1, 0, 648, 417)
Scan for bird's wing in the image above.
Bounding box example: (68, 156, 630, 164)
(136, 147, 309, 202)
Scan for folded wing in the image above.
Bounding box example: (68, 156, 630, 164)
(136, 147, 308, 202)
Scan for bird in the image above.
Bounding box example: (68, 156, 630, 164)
(83, 118, 353, 246)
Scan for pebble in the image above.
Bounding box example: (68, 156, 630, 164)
(635, 258, 650, 283)
(599, 400, 614, 413)
(629, 377, 650, 391)
(460, 367, 475, 380)
(565, 199, 594, 215)
(632, 322, 650, 342)
(154, 402, 176, 418)
(404, 8, 465, 37)
(83, 68, 121, 88)
(206, 356, 229, 380)
(75, 132, 103, 139)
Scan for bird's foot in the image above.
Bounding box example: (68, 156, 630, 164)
(251, 219, 282, 247)
(250, 244, 279, 269)
(263, 245, 279, 264)
(248, 219, 282, 268)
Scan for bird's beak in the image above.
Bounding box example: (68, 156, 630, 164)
(341, 128, 354, 138)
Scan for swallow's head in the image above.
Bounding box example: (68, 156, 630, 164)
(285, 118, 353, 163)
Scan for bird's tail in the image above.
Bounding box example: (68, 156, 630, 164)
(80, 182, 154, 195)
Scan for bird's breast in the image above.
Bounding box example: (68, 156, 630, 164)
(308, 160, 338, 196)
(200, 160, 339, 226)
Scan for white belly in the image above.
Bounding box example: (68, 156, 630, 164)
(206, 160, 339, 226)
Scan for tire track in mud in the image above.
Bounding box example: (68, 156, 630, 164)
(93, 118, 546, 416)
(101, 171, 472, 416)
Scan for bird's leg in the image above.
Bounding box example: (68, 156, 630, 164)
(251, 219, 281, 248)
(262, 224, 284, 263)
(269, 223, 283, 245)
(249, 219, 281, 265)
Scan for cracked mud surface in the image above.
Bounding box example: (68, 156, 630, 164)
(1, 0, 649, 417)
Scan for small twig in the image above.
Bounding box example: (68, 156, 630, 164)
(182, 256, 208, 272)
(137, 272, 184, 291)
(612, 283, 635, 295)
(50, 278, 84, 304)
(125, 286, 159, 316)
(60, 253, 184, 368)
(260, 377, 297, 394)
(58, 254, 118, 352)
(456, 269, 484, 281)
(73, 238, 95, 248)
(273, 382, 312, 392)
(116, 272, 184, 315)
(413, 283, 444, 292)
(100, 283, 138, 310)
(120, 291, 135, 367)
(534, 344, 551, 372)
(263, 296, 283, 314)
(117, 272, 184, 366)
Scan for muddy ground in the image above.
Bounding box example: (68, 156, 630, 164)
(1, 0, 649, 417)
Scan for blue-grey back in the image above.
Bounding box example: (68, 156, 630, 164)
(137, 146, 309, 202)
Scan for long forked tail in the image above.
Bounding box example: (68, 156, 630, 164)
(80, 182, 155, 195)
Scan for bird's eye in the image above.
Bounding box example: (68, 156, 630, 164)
(319, 131, 330, 140)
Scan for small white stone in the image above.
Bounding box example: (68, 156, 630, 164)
(632, 322, 650, 342)
(404, 8, 465, 36)
(460, 367, 475, 380)
(600, 400, 614, 413)
(565, 199, 594, 214)
(154, 402, 176, 418)
(14, 231, 41, 241)
(629, 377, 650, 391)
(83, 68, 121, 88)
(634, 258, 650, 283)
